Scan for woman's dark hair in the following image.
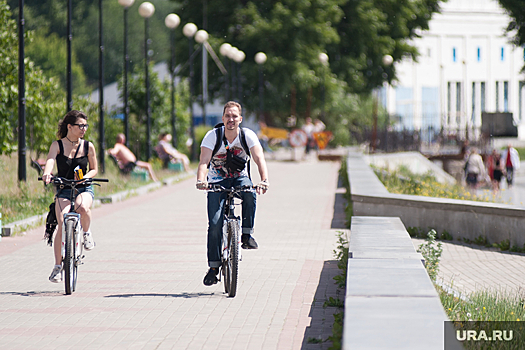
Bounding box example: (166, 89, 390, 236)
(57, 110, 88, 139)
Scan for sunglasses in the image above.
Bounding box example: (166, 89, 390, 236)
(73, 123, 89, 130)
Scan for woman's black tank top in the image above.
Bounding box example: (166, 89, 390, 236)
(56, 139, 89, 179)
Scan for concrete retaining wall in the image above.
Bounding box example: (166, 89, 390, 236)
(347, 152, 525, 247)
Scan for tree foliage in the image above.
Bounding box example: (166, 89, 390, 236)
(0, 0, 66, 157)
(120, 63, 191, 160)
(497, 0, 525, 67)
(175, 0, 445, 128)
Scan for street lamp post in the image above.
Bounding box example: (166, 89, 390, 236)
(318, 53, 328, 122)
(219, 43, 232, 101)
(195, 29, 209, 126)
(118, 0, 135, 148)
(371, 54, 393, 153)
(67, 0, 73, 112)
(183, 23, 198, 160)
(165, 13, 180, 148)
(18, 0, 26, 181)
(139, 2, 155, 161)
(98, 0, 105, 173)
(254, 52, 267, 122)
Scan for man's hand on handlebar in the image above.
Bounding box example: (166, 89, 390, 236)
(255, 179, 269, 195)
(196, 180, 208, 190)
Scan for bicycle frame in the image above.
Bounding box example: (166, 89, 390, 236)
(208, 184, 254, 297)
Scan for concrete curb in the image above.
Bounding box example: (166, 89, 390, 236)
(1, 171, 193, 238)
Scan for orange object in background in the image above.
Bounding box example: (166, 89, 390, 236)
(313, 131, 333, 150)
(260, 127, 289, 140)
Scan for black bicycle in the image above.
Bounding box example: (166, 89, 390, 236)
(39, 176, 108, 294)
(207, 184, 255, 297)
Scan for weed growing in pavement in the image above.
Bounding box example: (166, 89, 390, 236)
(338, 158, 352, 227)
(324, 296, 344, 308)
(333, 231, 349, 289)
(440, 230, 453, 241)
(326, 231, 349, 350)
(417, 229, 443, 282)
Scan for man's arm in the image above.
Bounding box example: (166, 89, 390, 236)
(196, 147, 212, 189)
(250, 144, 269, 194)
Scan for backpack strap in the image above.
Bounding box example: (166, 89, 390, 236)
(239, 128, 251, 180)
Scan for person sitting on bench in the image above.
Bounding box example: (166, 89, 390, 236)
(108, 133, 159, 182)
(156, 133, 191, 172)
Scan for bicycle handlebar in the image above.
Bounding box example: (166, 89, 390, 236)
(206, 184, 255, 193)
(38, 176, 109, 186)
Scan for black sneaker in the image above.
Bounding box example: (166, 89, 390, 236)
(241, 234, 258, 249)
(203, 268, 219, 286)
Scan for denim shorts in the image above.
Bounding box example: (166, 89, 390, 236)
(56, 185, 94, 201)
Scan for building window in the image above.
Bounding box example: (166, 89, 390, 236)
(472, 82, 476, 121)
(477, 47, 481, 62)
(456, 82, 462, 113)
(504, 81, 509, 112)
(496, 82, 499, 111)
(481, 82, 486, 112)
(447, 82, 451, 124)
(453, 47, 457, 62)
(501, 47, 505, 61)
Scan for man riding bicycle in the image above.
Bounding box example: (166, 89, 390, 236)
(196, 101, 269, 286)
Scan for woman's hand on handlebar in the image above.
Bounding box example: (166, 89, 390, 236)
(42, 173, 53, 185)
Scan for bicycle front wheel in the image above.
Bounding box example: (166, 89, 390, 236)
(64, 219, 76, 295)
(225, 220, 240, 297)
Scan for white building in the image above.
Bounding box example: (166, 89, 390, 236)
(386, 0, 525, 141)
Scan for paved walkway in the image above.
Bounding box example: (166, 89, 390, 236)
(0, 155, 346, 350)
(411, 237, 525, 297)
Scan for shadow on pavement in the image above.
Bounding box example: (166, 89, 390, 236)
(331, 193, 347, 229)
(301, 260, 342, 349)
(104, 292, 219, 298)
(0, 291, 63, 297)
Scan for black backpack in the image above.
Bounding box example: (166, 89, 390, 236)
(210, 123, 251, 179)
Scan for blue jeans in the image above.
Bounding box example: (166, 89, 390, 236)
(207, 177, 256, 268)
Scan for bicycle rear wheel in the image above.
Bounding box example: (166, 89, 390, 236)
(225, 220, 240, 297)
(64, 219, 76, 295)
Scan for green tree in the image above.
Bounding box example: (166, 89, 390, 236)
(26, 31, 89, 95)
(497, 0, 525, 69)
(0, 0, 66, 158)
(173, 0, 444, 129)
(328, 0, 444, 94)
(122, 61, 190, 160)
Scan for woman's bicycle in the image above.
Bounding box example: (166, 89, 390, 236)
(207, 184, 255, 297)
(39, 176, 108, 295)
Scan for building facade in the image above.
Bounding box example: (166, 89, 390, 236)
(386, 0, 525, 142)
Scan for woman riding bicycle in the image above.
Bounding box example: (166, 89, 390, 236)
(42, 110, 99, 283)
(196, 101, 269, 286)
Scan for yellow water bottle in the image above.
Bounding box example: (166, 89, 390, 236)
(74, 166, 83, 180)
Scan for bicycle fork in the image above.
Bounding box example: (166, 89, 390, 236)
(61, 213, 84, 265)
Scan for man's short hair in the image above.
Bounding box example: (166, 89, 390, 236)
(223, 101, 242, 116)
